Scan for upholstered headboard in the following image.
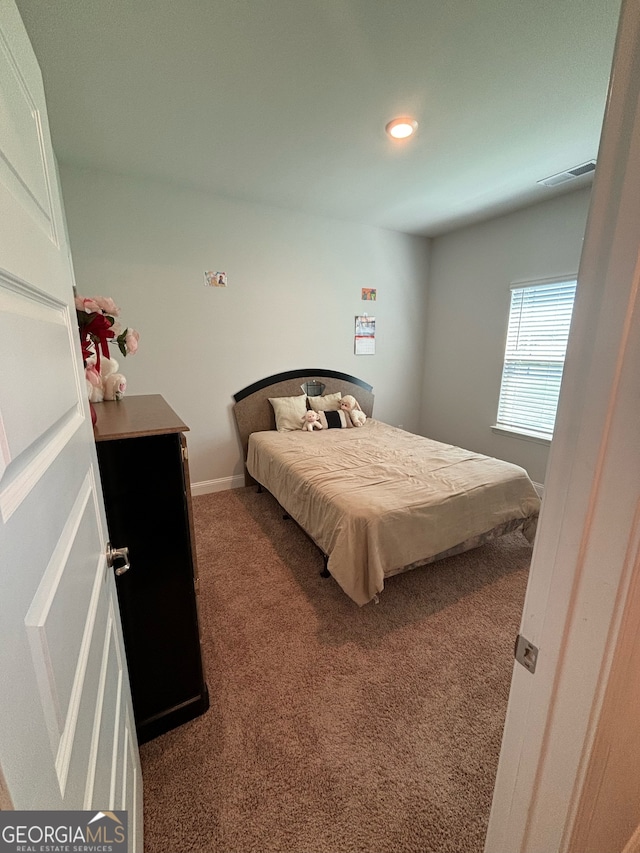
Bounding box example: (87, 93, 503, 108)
(232, 368, 374, 483)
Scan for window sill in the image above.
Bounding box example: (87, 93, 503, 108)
(491, 425, 552, 446)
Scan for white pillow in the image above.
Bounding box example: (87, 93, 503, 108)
(268, 394, 309, 432)
(308, 391, 342, 412)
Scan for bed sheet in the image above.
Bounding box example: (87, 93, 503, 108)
(247, 420, 540, 605)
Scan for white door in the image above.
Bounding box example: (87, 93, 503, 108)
(485, 0, 640, 850)
(0, 0, 142, 847)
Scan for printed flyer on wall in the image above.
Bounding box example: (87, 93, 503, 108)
(354, 315, 375, 355)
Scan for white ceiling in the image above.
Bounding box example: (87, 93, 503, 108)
(15, 0, 621, 236)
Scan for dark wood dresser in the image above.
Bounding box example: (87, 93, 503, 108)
(93, 394, 209, 744)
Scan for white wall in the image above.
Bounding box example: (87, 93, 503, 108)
(420, 187, 592, 484)
(60, 164, 430, 490)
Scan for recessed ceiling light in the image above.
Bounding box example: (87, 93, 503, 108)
(385, 117, 418, 140)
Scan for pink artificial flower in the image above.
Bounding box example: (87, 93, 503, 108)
(93, 296, 120, 316)
(125, 329, 140, 354)
(76, 294, 139, 368)
(75, 296, 101, 314)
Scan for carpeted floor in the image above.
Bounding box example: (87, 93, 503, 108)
(140, 487, 531, 853)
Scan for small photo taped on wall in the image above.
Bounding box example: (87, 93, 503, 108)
(205, 270, 227, 287)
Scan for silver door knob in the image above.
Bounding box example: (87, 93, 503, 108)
(106, 542, 131, 576)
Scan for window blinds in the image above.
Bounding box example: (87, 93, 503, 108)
(496, 279, 577, 438)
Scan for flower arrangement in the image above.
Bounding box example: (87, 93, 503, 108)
(75, 294, 139, 404)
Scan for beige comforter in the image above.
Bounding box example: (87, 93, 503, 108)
(247, 420, 540, 606)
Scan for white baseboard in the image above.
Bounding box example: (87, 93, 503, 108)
(191, 475, 245, 496)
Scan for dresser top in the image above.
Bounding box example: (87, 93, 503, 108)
(93, 394, 189, 442)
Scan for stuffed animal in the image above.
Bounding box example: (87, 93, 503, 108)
(104, 371, 127, 401)
(85, 356, 127, 402)
(300, 410, 324, 432)
(85, 363, 104, 402)
(339, 394, 366, 427)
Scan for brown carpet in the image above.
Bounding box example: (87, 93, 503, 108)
(140, 487, 531, 853)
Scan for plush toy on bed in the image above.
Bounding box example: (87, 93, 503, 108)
(300, 410, 324, 432)
(339, 395, 366, 427)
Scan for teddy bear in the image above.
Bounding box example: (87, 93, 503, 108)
(85, 356, 127, 402)
(339, 394, 366, 427)
(300, 410, 324, 431)
(103, 370, 127, 401)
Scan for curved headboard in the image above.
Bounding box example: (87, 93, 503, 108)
(233, 368, 374, 481)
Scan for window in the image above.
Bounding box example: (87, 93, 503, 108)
(496, 278, 577, 440)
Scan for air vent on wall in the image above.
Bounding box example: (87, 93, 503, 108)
(537, 160, 596, 188)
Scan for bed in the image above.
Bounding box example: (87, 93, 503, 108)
(233, 369, 541, 606)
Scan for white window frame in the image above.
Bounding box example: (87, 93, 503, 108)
(492, 275, 577, 443)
